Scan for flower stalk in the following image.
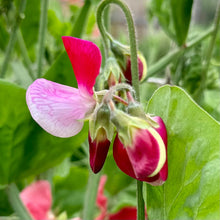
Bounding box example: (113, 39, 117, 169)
(96, 0, 140, 100)
(0, 0, 27, 78)
(37, 0, 49, 77)
(82, 171, 101, 219)
(97, 1, 144, 219)
(6, 183, 33, 220)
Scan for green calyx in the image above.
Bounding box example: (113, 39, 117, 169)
(110, 108, 151, 147)
(89, 104, 114, 142)
(127, 102, 159, 128)
(103, 57, 123, 86)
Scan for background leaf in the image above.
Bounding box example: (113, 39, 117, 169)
(146, 85, 220, 219)
(53, 166, 89, 217)
(170, 0, 193, 46)
(0, 80, 88, 185)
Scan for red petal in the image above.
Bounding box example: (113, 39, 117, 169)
(109, 207, 137, 220)
(89, 131, 110, 173)
(62, 36, 102, 95)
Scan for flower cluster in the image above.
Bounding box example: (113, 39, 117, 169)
(26, 36, 168, 185)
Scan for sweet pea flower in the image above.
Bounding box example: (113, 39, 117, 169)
(112, 110, 168, 185)
(26, 37, 101, 138)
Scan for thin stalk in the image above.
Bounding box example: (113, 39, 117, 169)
(137, 181, 145, 220)
(0, 0, 27, 78)
(96, 0, 140, 99)
(143, 27, 215, 81)
(82, 171, 101, 219)
(97, 1, 144, 219)
(71, 0, 92, 37)
(37, 0, 49, 77)
(202, 1, 220, 84)
(6, 183, 33, 220)
(17, 29, 35, 80)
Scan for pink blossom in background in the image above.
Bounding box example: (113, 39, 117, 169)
(20, 180, 53, 220)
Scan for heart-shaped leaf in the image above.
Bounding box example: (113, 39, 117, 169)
(146, 85, 220, 219)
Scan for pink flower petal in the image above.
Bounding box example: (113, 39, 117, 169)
(62, 36, 102, 95)
(20, 180, 52, 220)
(26, 78, 96, 137)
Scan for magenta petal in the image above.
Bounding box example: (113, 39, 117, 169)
(89, 132, 110, 173)
(20, 181, 52, 220)
(113, 126, 166, 182)
(26, 78, 96, 137)
(62, 36, 102, 95)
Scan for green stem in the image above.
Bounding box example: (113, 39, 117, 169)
(17, 29, 35, 80)
(202, 1, 220, 84)
(0, 0, 27, 78)
(96, 0, 140, 100)
(97, 1, 143, 219)
(71, 0, 92, 37)
(82, 170, 100, 220)
(143, 27, 215, 81)
(6, 183, 33, 220)
(37, 0, 49, 78)
(137, 181, 145, 220)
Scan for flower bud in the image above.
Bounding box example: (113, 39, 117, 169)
(110, 40, 147, 84)
(89, 129, 111, 174)
(89, 104, 114, 173)
(111, 109, 167, 184)
(103, 57, 122, 87)
(122, 53, 147, 84)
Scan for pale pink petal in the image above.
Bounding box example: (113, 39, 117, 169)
(26, 78, 96, 137)
(62, 36, 102, 95)
(20, 180, 52, 220)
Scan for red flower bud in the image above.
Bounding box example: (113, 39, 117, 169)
(89, 128, 111, 173)
(122, 53, 147, 84)
(113, 116, 167, 185)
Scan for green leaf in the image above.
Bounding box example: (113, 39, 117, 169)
(53, 166, 89, 217)
(146, 85, 220, 219)
(43, 51, 77, 87)
(20, 0, 40, 60)
(170, 0, 193, 46)
(0, 80, 88, 185)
